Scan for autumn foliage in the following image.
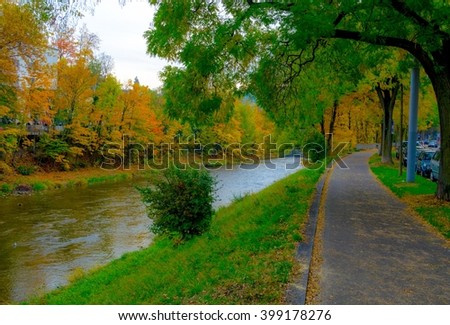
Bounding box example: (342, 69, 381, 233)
(0, 1, 280, 174)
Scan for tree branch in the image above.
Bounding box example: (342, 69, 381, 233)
(390, 0, 431, 28)
(333, 11, 347, 26)
(332, 29, 436, 79)
(247, 0, 294, 11)
(389, 0, 450, 39)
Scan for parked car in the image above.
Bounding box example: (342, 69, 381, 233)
(430, 150, 441, 182)
(403, 146, 425, 167)
(415, 149, 436, 178)
(428, 140, 439, 148)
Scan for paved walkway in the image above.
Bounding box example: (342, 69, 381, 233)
(317, 151, 449, 304)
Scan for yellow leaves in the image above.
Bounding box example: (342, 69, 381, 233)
(0, 1, 48, 58)
(69, 147, 84, 157)
(196, 99, 275, 157)
(21, 137, 33, 149)
(55, 154, 70, 171)
(1, 1, 49, 115)
(18, 61, 56, 122)
(324, 91, 381, 145)
(67, 122, 99, 154)
(212, 117, 243, 145)
(0, 105, 10, 116)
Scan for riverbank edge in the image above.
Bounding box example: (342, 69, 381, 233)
(0, 154, 286, 197)
(0, 168, 157, 197)
(369, 154, 450, 239)
(285, 168, 329, 304)
(27, 165, 324, 305)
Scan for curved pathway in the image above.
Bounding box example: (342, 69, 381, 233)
(317, 150, 449, 304)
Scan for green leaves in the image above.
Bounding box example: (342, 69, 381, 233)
(139, 166, 217, 241)
(36, 133, 69, 161)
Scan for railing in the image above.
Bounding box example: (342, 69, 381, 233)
(24, 124, 64, 135)
(25, 124, 49, 135)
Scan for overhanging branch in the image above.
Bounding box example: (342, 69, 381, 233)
(247, 0, 294, 11)
(332, 29, 436, 78)
(389, 0, 450, 40)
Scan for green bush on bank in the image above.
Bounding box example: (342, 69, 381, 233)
(0, 183, 12, 195)
(17, 165, 36, 176)
(139, 166, 216, 241)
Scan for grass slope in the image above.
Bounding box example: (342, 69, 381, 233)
(370, 155, 450, 239)
(31, 167, 323, 305)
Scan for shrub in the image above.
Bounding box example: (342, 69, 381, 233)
(0, 128, 20, 161)
(36, 134, 70, 164)
(32, 182, 47, 191)
(139, 166, 216, 241)
(17, 165, 35, 175)
(1, 183, 12, 195)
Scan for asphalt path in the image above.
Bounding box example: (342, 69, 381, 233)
(317, 151, 449, 304)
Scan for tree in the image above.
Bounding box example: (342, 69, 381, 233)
(55, 56, 97, 126)
(18, 60, 56, 125)
(0, 0, 48, 116)
(91, 74, 122, 140)
(116, 80, 164, 148)
(146, 1, 450, 200)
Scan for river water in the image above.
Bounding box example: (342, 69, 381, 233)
(0, 157, 301, 303)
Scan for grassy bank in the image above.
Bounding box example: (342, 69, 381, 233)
(370, 155, 450, 238)
(30, 166, 323, 304)
(0, 167, 157, 196)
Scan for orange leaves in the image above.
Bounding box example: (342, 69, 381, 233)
(115, 81, 164, 144)
(18, 60, 56, 123)
(54, 32, 78, 62)
(0, 1, 48, 115)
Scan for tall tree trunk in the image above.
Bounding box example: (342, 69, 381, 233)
(425, 40, 450, 201)
(320, 114, 325, 136)
(432, 73, 450, 200)
(375, 80, 399, 165)
(327, 99, 338, 150)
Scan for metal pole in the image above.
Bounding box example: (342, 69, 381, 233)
(406, 66, 420, 182)
(399, 83, 404, 176)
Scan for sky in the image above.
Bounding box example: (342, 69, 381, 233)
(81, 1, 168, 89)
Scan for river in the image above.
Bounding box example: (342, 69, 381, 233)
(0, 157, 301, 303)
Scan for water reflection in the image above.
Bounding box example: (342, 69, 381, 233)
(0, 183, 152, 303)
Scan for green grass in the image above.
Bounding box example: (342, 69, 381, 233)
(31, 181, 48, 192)
(0, 183, 12, 195)
(1, 170, 142, 196)
(370, 156, 437, 197)
(29, 166, 324, 305)
(370, 155, 450, 238)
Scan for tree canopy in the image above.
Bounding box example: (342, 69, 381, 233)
(145, 0, 450, 200)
